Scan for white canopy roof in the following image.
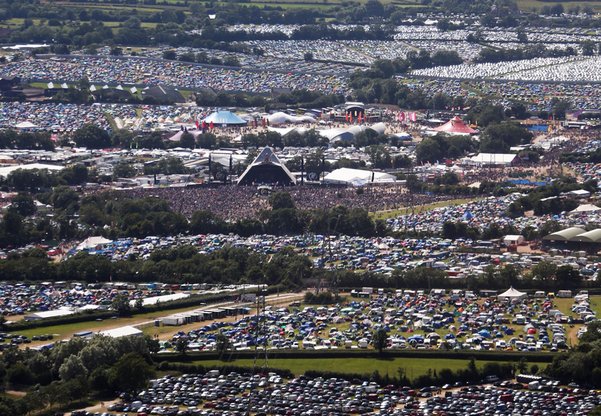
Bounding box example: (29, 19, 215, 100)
(266, 112, 315, 125)
(570, 204, 601, 214)
(99, 326, 143, 338)
(462, 153, 516, 166)
(76, 236, 113, 250)
(324, 168, 396, 186)
(14, 121, 38, 129)
(498, 287, 527, 299)
(0, 163, 64, 178)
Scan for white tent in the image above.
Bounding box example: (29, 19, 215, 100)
(324, 168, 396, 186)
(462, 153, 516, 167)
(498, 287, 527, 301)
(266, 112, 315, 125)
(570, 204, 601, 214)
(76, 236, 113, 250)
(0, 163, 64, 178)
(14, 121, 38, 129)
(99, 326, 143, 338)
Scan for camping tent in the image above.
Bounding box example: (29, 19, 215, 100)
(498, 287, 527, 301)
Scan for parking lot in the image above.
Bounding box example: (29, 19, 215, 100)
(69, 371, 601, 415)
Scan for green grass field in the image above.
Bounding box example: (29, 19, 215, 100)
(192, 357, 545, 380)
(8, 302, 214, 339)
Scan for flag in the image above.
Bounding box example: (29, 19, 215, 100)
(195, 120, 199, 130)
(410, 112, 417, 122)
(209, 121, 214, 130)
(398, 112, 405, 122)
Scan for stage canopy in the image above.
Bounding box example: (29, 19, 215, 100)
(237, 147, 296, 186)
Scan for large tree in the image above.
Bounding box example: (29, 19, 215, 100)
(72, 124, 111, 149)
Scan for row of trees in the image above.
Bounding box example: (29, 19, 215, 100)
(0, 130, 55, 150)
(0, 243, 313, 288)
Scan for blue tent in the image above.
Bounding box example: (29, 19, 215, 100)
(478, 329, 491, 338)
(462, 211, 474, 220)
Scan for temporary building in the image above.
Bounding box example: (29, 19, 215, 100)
(130, 293, 190, 307)
(566, 189, 591, 199)
(25, 307, 75, 321)
(202, 111, 247, 126)
(503, 235, 525, 245)
(237, 147, 296, 186)
(99, 326, 143, 338)
(324, 168, 396, 186)
(498, 287, 527, 301)
(462, 153, 517, 167)
(543, 227, 586, 242)
(571, 229, 601, 243)
(434, 116, 477, 135)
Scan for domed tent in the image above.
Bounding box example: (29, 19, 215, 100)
(202, 111, 247, 127)
(237, 147, 296, 186)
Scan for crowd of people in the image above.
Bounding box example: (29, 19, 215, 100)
(126, 185, 452, 220)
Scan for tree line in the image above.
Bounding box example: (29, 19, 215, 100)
(0, 334, 158, 415)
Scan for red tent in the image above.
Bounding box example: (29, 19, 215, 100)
(434, 116, 477, 135)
